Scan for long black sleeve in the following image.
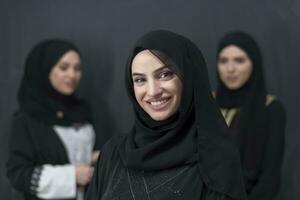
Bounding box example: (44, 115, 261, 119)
(248, 100, 286, 199)
(6, 112, 37, 194)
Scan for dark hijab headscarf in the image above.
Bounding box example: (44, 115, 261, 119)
(118, 30, 246, 199)
(216, 32, 267, 187)
(18, 39, 90, 126)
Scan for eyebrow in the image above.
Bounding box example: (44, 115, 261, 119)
(132, 65, 172, 76)
(59, 62, 70, 65)
(59, 61, 81, 65)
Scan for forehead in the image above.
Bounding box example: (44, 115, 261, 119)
(59, 50, 80, 62)
(131, 50, 165, 73)
(219, 45, 248, 57)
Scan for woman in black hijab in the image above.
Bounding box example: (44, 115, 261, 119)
(215, 31, 286, 199)
(6, 39, 99, 200)
(86, 30, 247, 200)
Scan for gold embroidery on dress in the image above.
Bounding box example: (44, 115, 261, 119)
(266, 94, 275, 106)
(220, 108, 238, 126)
(214, 92, 276, 126)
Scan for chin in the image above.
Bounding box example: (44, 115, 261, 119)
(60, 90, 75, 96)
(225, 83, 242, 90)
(149, 114, 168, 121)
(150, 111, 174, 121)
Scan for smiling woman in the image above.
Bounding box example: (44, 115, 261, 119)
(217, 45, 253, 90)
(86, 30, 247, 200)
(215, 32, 286, 200)
(49, 50, 82, 95)
(6, 39, 99, 200)
(131, 50, 182, 121)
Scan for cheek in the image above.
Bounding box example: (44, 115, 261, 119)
(76, 72, 82, 82)
(240, 64, 253, 80)
(133, 86, 144, 104)
(166, 80, 182, 98)
(173, 85, 182, 98)
(49, 71, 61, 87)
(218, 71, 229, 87)
(217, 65, 226, 78)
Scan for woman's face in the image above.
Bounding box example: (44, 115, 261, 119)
(49, 50, 82, 95)
(218, 45, 253, 90)
(131, 50, 182, 121)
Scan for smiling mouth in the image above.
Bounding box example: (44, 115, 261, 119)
(65, 81, 77, 88)
(146, 97, 171, 111)
(227, 76, 238, 82)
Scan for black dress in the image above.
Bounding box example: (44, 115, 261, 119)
(219, 95, 285, 199)
(86, 136, 209, 200)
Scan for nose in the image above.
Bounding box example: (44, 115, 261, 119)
(147, 79, 163, 97)
(67, 68, 77, 78)
(226, 62, 235, 73)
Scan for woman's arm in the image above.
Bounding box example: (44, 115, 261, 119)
(34, 164, 76, 198)
(6, 113, 93, 198)
(6, 113, 37, 194)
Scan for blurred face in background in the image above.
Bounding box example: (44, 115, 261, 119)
(131, 50, 182, 121)
(49, 50, 82, 95)
(218, 45, 253, 90)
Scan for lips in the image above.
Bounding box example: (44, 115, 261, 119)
(146, 97, 171, 111)
(64, 81, 77, 89)
(226, 76, 238, 82)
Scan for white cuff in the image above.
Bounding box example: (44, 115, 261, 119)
(36, 164, 76, 199)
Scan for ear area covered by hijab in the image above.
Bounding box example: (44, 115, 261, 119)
(18, 39, 91, 126)
(118, 30, 247, 200)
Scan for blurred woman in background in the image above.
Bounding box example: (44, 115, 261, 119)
(215, 31, 286, 199)
(6, 39, 99, 200)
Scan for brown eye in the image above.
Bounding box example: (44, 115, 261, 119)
(133, 77, 146, 84)
(74, 64, 82, 71)
(235, 57, 246, 64)
(59, 64, 68, 71)
(218, 57, 228, 64)
(159, 71, 174, 80)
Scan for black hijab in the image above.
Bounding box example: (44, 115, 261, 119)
(216, 32, 268, 183)
(118, 30, 246, 199)
(18, 39, 90, 126)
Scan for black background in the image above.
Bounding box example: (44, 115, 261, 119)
(1, 0, 299, 199)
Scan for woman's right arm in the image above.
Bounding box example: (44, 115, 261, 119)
(6, 113, 38, 194)
(6, 113, 94, 198)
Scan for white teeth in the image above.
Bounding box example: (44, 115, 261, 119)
(150, 99, 168, 106)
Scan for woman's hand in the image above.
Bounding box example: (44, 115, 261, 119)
(75, 163, 94, 186)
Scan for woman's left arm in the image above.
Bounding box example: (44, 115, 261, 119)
(248, 100, 286, 200)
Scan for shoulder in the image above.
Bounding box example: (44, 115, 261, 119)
(11, 110, 51, 138)
(94, 134, 126, 178)
(12, 109, 39, 125)
(100, 133, 126, 160)
(12, 110, 50, 131)
(266, 95, 285, 116)
(265, 95, 286, 128)
(13, 109, 28, 121)
(11, 110, 32, 129)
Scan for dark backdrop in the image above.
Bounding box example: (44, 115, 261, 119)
(1, 0, 299, 199)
